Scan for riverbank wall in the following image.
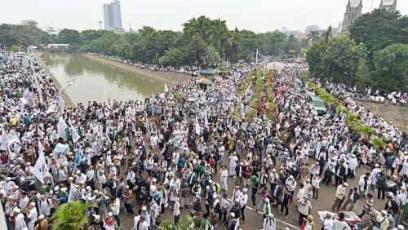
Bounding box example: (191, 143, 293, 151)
(35, 52, 75, 107)
(83, 54, 191, 86)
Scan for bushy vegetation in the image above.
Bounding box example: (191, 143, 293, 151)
(307, 9, 408, 93)
(308, 81, 384, 148)
(51, 201, 92, 230)
(0, 16, 309, 67)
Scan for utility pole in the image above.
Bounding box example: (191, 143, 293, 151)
(255, 48, 259, 66)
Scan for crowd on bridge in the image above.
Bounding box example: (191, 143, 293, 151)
(0, 52, 407, 230)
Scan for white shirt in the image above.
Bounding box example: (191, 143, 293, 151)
(396, 191, 407, 207)
(173, 201, 181, 216)
(263, 217, 276, 230)
(239, 193, 248, 208)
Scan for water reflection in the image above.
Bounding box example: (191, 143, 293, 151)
(42, 53, 164, 104)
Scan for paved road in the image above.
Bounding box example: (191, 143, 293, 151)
(118, 159, 392, 230)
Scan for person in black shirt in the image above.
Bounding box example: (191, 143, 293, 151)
(385, 192, 399, 215)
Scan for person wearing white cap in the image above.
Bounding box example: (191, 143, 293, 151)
(34, 214, 49, 230)
(372, 210, 389, 230)
(110, 197, 121, 227)
(332, 182, 347, 212)
(396, 186, 407, 208)
(227, 212, 239, 230)
(239, 188, 248, 221)
(219, 165, 228, 192)
(141, 206, 151, 228)
(39, 194, 52, 217)
(27, 201, 38, 230)
(263, 213, 276, 230)
(14, 207, 28, 230)
(173, 197, 181, 224)
(228, 152, 238, 177)
(18, 192, 30, 210)
(370, 164, 382, 190)
(103, 212, 117, 230)
(150, 199, 160, 227)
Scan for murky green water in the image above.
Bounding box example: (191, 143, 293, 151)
(42, 53, 165, 104)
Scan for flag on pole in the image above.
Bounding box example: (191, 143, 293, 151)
(204, 110, 208, 126)
(68, 184, 78, 202)
(71, 125, 80, 143)
(57, 117, 68, 139)
(30, 142, 49, 184)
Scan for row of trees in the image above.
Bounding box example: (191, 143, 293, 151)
(306, 9, 408, 93)
(0, 16, 310, 66)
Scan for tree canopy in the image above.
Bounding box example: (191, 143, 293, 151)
(349, 9, 407, 54)
(0, 16, 309, 67)
(372, 43, 408, 92)
(307, 9, 408, 93)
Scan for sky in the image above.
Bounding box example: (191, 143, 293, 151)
(1, 0, 408, 32)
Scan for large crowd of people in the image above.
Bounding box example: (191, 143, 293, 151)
(89, 53, 201, 77)
(0, 52, 407, 230)
(319, 81, 407, 106)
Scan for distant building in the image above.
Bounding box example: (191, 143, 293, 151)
(103, 0, 123, 31)
(342, 0, 363, 32)
(305, 25, 320, 35)
(46, 44, 70, 49)
(379, 0, 397, 12)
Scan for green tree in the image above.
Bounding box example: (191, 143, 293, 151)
(285, 34, 300, 57)
(184, 35, 207, 65)
(51, 201, 91, 230)
(372, 43, 408, 92)
(236, 30, 259, 61)
(182, 16, 231, 63)
(349, 9, 401, 54)
(260, 30, 287, 57)
(355, 58, 371, 90)
(306, 40, 329, 75)
(0, 21, 44, 48)
(307, 30, 321, 44)
(80, 30, 105, 43)
(318, 35, 366, 85)
(159, 48, 185, 66)
(57, 29, 81, 44)
(204, 45, 221, 65)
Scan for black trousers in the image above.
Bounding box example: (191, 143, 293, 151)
(241, 206, 246, 221)
(377, 187, 387, 199)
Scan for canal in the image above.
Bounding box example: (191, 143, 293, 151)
(41, 52, 166, 104)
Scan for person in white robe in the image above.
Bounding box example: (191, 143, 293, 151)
(39, 195, 51, 217)
(219, 166, 228, 192)
(14, 208, 28, 230)
(27, 202, 38, 230)
(228, 153, 238, 176)
(263, 213, 276, 230)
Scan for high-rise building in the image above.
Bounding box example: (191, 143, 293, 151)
(342, 0, 363, 32)
(379, 0, 397, 12)
(103, 0, 123, 31)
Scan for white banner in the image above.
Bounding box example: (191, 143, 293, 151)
(57, 117, 68, 139)
(30, 142, 49, 184)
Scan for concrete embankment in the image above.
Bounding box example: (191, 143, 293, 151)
(83, 54, 191, 85)
(36, 52, 75, 107)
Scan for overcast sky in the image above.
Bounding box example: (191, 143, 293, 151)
(1, 0, 407, 32)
